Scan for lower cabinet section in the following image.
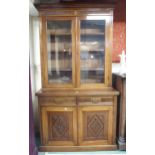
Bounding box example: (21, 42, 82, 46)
(78, 106, 113, 146)
(41, 106, 77, 146)
(38, 94, 118, 151)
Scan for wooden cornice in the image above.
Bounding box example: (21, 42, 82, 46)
(34, 2, 116, 11)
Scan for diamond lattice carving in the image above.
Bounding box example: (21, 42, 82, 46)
(49, 112, 71, 140)
(84, 112, 107, 140)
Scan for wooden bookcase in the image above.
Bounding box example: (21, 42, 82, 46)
(35, 1, 119, 152)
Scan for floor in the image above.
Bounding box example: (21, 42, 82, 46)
(38, 151, 126, 155)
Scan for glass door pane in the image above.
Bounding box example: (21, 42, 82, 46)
(80, 19, 105, 84)
(47, 20, 72, 84)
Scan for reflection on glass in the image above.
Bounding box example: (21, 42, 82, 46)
(80, 20, 105, 84)
(47, 20, 72, 84)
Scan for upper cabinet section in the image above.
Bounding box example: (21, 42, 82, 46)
(38, 6, 113, 89)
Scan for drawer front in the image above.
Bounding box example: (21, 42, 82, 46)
(77, 96, 113, 106)
(39, 97, 76, 106)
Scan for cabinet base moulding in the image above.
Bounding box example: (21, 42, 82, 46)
(39, 145, 118, 152)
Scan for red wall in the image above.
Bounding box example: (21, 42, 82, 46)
(113, 0, 126, 62)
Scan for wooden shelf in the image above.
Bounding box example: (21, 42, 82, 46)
(81, 29, 104, 35)
(81, 68, 104, 71)
(48, 50, 104, 53)
(81, 50, 104, 53)
(47, 42, 71, 52)
(49, 68, 103, 72)
(81, 78, 103, 83)
(49, 68, 72, 71)
(49, 79, 71, 83)
(81, 33, 104, 35)
(49, 51, 72, 53)
(47, 29, 71, 35)
(47, 29, 104, 35)
(48, 33, 71, 36)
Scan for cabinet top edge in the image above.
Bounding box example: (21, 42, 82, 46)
(34, 3, 115, 11)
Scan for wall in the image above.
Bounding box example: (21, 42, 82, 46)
(113, 0, 126, 62)
(29, 16, 41, 132)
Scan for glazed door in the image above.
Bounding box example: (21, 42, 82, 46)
(41, 17, 76, 88)
(77, 15, 113, 88)
(78, 105, 113, 145)
(41, 106, 77, 146)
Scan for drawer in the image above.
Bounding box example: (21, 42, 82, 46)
(39, 97, 76, 106)
(77, 96, 113, 106)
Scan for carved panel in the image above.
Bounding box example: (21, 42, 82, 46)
(83, 111, 108, 140)
(48, 112, 73, 141)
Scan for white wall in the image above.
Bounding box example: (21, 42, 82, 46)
(29, 16, 41, 132)
(112, 63, 121, 73)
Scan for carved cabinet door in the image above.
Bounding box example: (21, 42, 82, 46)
(78, 106, 113, 145)
(41, 106, 77, 146)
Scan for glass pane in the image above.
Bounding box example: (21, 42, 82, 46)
(80, 19, 105, 84)
(47, 20, 72, 84)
